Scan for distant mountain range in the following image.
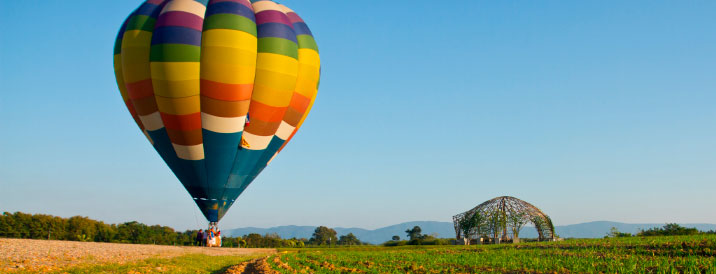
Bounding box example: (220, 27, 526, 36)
(226, 221, 716, 244)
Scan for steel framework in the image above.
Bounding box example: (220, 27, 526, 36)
(453, 196, 555, 243)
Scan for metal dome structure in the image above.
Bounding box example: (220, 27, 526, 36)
(452, 196, 555, 244)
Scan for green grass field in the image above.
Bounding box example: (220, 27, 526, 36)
(267, 235, 716, 273)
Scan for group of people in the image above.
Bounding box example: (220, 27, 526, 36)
(195, 222, 221, 247)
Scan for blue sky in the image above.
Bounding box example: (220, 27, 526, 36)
(1, 1, 715, 231)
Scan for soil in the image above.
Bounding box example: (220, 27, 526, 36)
(0, 238, 274, 273)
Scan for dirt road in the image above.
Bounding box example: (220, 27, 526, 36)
(0, 238, 274, 273)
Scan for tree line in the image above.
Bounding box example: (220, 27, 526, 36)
(383, 226, 454, 246)
(0, 212, 368, 247)
(606, 223, 716, 238)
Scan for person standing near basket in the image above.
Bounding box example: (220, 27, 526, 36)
(195, 229, 204, 246)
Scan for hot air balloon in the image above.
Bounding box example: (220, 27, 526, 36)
(112, 0, 320, 224)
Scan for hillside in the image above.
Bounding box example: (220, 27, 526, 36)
(227, 221, 716, 244)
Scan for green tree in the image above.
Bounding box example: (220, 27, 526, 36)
(67, 216, 97, 242)
(605, 227, 632, 238)
(391, 235, 400, 241)
(637, 223, 699, 236)
(337, 233, 361, 246)
(244, 233, 263, 247)
(405, 226, 422, 240)
(310, 226, 337, 246)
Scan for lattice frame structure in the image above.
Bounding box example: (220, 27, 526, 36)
(453, 196, 555, 242)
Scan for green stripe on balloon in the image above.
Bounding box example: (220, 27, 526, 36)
(204, 14, 258, 37)
(150, 44, 201, 62)
(257, 37, 298, 59)
(297, 35, 318, 52)
(114, 37, 123, 55)
(126, 15, 156, 32)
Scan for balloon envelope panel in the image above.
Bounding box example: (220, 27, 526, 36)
(113, 0, 320, 222)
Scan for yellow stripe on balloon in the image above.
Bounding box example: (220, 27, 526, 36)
(121, 31, 153, 83)
(202, 29, 257, 50)
(152, 79, 200, 98)
(252, 76, 296, 106)
(254, 70, 298, 88)
(156, 95, 201, 115)
(201, 63, 256, 84)
(201, 46, 257, 84)
(201, 48, 256, 66)
(256, 53, 299, 76)
(295, 67, 320, 98)
(298, 49, 320, 66)
(150, 62, 200, 81)
(113, 55, 129, 101)
(121, 30, 152, 47)
(122, 52, 152, 83)
(150, 62, 200, 98)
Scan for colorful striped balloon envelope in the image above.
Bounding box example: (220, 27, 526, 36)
(113, 0, 320, 222)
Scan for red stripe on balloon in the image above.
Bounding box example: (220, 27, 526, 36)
(160, 112, 203, 130)
(126, 79, 155, 99)
(247, 101, 287, 123)
(201, 80, 253, 101)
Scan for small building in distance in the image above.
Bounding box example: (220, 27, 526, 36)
(453, 196, 555, 244)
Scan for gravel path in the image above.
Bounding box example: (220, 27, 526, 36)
(0, 238, 274, 273)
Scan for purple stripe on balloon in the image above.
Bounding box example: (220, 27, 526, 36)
(156, 11, 204, 31)
(285, 12, 303, 24)
(151, 26, 203, 46)
(255, 10, 293, 28)
(257, 23, 297, 43)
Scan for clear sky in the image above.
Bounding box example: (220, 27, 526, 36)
(1, 1, 715, 231)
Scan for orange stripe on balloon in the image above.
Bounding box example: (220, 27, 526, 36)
(160, 112, 202, 130)
(288, 92, 311, 113)
(200, 79, 253, 101)
(126, 79, 155, 100)
(247, 101, 287, 123)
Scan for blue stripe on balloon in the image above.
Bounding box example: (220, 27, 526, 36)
(134, 2, 161, 17)
(145, 129, 207, 198)
(257, 23, 298, 44)
(202, 129, 242, 199)
(206, 1, 256, 22)
(221, 136, 285, 202)
(151, 26, 203, 46)
(292, 22, 313, 37)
